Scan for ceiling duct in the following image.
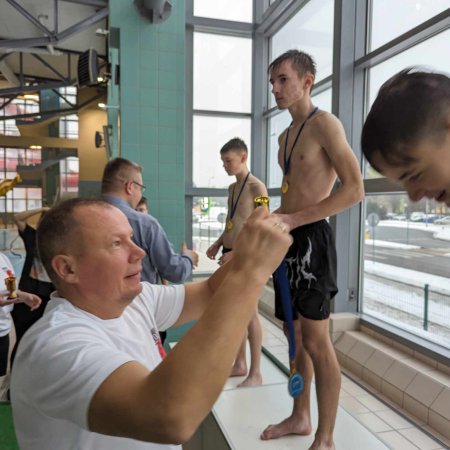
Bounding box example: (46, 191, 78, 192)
(134, 0, 172, 24)
(77, 48, 99, 87)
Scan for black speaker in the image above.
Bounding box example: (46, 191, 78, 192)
(77, 48, 99, 87)
(134, 0, 172, 24)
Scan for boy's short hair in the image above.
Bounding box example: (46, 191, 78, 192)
(268, 50, 317, 81)
(361, 68, 450, 172)
(220, 138, 248, 155)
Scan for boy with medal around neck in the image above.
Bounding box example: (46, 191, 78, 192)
(261, 50, 364, 450)
(206, 137, 268, 387)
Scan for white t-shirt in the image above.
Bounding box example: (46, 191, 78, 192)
(0, 252, 14, 337)
(11, 282, 185, 450)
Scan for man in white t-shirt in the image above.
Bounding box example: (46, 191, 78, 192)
(11, 197, 291, 450)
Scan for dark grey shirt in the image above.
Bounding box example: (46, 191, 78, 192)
(103, 195, 193, 284)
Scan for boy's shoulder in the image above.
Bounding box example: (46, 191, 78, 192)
(248, 173, 265, 185)
(310, 109, 340, 130)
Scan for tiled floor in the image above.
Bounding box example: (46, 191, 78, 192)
(259, 314, 450, 450)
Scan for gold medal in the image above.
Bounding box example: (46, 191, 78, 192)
(282, 179, 289, 194)
(226, 220, 233, 231)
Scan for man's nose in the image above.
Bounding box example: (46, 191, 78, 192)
(407, 187, 425, 202)
(131, 242, 145, 261)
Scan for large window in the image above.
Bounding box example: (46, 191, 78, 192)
(267, 0, 334, 187)
(190, 25, 253, 271)
(269, 0, 334, 107)
(362, 194, 450, 346)
(367, 29, 450, 108)
(0, 147, 43, 225)
(192, 195, 227, 255)
(58, 87, 78, 139)
(193, 116, 251, 188)
(187, 0, 450, 352)
(369, 0, 450, 51)
(193, 33, 252, 113)
(361, 6, 450, 346)
(194, 0, 253, 23)
(0, 97, 39, 136)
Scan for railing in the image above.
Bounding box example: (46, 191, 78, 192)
(363, 273, 450, 344)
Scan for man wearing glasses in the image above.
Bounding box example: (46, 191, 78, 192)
(101, 157, 198, 288)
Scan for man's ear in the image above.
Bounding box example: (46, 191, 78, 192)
(124, 180, 133, 195)
(52, 255, 79, 284)
(241, 152, 248, 163)
(303, 73, 315, 91)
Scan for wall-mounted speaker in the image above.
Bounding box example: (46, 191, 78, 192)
(134, 0, 172, 24)
(77, 48, 99, 87)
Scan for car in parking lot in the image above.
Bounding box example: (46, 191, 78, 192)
(434, 216, 450, 226)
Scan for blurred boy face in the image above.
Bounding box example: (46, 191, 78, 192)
(372, 131, 450, 206)
(136, 203, 148, 214)
(221, 150, 247, 176)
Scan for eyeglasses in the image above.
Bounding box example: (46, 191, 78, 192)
(131, 180, 146, 193)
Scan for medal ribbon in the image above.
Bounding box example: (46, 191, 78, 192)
(275, 260, 304, 398)
(283, 106, 319, 176)
(229, 171, 251, 221)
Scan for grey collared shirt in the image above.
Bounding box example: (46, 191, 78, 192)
(103, 195, 193, 284)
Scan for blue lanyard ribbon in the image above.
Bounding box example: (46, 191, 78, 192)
(229, 172, 250, 220)
(275, 260, 304, 398)
(283, 106, 319, 176)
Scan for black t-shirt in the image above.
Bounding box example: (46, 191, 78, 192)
(18, 225, 54, 301)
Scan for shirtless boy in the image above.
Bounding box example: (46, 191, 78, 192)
(206, 138, 268, 387)
(260, 50, 364, 450)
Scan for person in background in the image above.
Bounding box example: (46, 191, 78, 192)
(0, 251, 41, 382)
(101, 158, 199, 286)
(11, 207, 54, 365)
(136, 197, 149, 214)
(207, 137, 268, 387)
(135, 194, 169, 345)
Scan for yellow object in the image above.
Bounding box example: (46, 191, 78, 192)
(5, 274, 17, 299)
(254, 196, 270, 208)
(0, 174, 21, 196)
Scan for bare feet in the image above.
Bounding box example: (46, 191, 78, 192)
(308, 438, 335, 450)
(260, 415, 312, 440)
(237, 373, 262, 388)
(230, 363, 247, 377)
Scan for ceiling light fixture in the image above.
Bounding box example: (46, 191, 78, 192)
(98, 103, 119, 109)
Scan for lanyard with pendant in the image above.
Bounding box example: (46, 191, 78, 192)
(253, 196, 302, 397)
(282, 106, 319, 194)
(226, 171, 251, 232)
(275, 261, 303, 398)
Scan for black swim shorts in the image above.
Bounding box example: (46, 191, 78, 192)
(273, 220, 338, 321)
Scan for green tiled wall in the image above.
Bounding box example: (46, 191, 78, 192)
(109, 0, 186, 247)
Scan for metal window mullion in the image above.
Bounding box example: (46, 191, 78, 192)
(354, 9, 450, 70)
(251, 28, 267, 183)
(188, 17, 254, 37)
(192, 109, 252, 119)
(185, 0, 195, 248)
